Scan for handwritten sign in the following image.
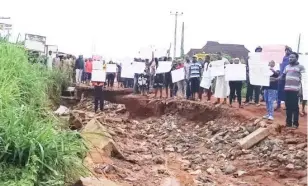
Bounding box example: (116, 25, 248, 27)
(132, 62, 146, 74)
(121, 64, 134, 78)
(249, 53, 271, 86)
(209, 60, 225, 77)
(91, 70, 106, 82)
(225, 64, 246, 81)
(156, 62, 172, 74)
(92, 61, 104, 70)
(106, 64, 117, 73)
(200, 69, 212, 89)
(171, 68, 185, 83)
(261, 45, 285, 64)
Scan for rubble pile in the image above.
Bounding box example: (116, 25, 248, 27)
(70, 98, 307, 186)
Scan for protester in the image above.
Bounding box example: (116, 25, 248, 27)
(176, 61, 185, 97)
(116, 63, 123, 88)
(85, 58, 93, 85)
(184, 57, 191, 99)
(276, 46, 292, 110)
(75, 55, 84, 84)
(202, 55, 212, 101)
(276, 52, 305, 128)
(165, 62, 176, 98)
(263, 60, 279, 120)
(188, 55, 202, 100)
(47, 51, 53, 70)
(300, 90, 307, 116)
(228, 58, 243, 108)
(153, 58, 163, 98)
(214, 53, 229, 104)
(245, 46, 262, 106)
(138, 70, 149, 96)
(92, 81, 104, 113)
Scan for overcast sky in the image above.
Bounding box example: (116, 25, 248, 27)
(1, 0, 307, 60)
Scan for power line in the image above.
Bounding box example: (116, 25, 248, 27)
(170, 11, 183, 59)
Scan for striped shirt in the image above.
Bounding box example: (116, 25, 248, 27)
(189, 62, 202, 78)
(283, 63, 305, 91)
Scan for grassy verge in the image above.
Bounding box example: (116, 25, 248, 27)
(0, 42, 88, 185)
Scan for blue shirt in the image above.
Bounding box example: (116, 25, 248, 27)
(189, 62, 202, 78)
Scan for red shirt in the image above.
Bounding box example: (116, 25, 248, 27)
(85, 61, 93, 73)
(176, 63, 184, 69)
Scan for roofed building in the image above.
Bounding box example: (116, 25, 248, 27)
(187, 41, 250, 59)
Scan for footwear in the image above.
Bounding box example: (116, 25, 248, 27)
(268, 116, 274, 121)
(286, 123, 292, 128)
(292, 125, 299, 129)
(263, 115, 269, 119)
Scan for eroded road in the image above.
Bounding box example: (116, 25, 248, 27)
(69, 94, 307, 186)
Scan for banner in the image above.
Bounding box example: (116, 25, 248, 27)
(91, 70, 106, 82)
(106, 64, 117, 73)
(92, 55, 103, 61)
(156, 62, 172, 74)
(171, 68, 185, 83)
(225, 64, 246, 81)
(209, 60, 225, 77)
(24, 33, 46, 52)
(132, 62, 145, 74)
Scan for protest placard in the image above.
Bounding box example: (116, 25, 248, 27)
(92, 61, 104, 70)
(91, 70, 106, 82)
(132, 62, 146, 74)
(200, 69, 212, 89)
(121, 64, 135, 78)
(225, 64, 246, 81)
(106, 64, 117, 73)
(249, 53, 271, 86)
(171, 68, 185, 83)
(261, 45, 285, 64)
(156, 62, 172, 74)
(209, 60, 225, 77)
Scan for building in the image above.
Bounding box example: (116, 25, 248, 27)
(187, 41, 250, 59)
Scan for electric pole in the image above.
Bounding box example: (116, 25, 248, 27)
(170, 11, 183, 59)
(180, 22, 185, 58)
(297, 33, 301, 53)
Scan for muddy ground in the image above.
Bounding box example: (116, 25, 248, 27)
(67, 92, 307, 186)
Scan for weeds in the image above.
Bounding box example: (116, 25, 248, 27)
(0, 42, 88, 185)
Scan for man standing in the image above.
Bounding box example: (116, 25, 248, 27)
(184, 57, 191, 99)
(75, 55, 84, 84)
(47, 51, 53, 70)
(277, 52, 305, 128)
(188, 55, 202, 100)
(276, 46, 292, 110)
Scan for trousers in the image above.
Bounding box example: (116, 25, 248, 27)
(264, 89, 277, 117)
(285, 91, 299, 126)
(229, 81, 242, 105)
(75, 69, 83, 84)
(94, 86, 104, 112)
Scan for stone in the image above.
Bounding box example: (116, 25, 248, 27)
(286, 163, 295, 170)
(153, 156, 166, 164)
(81, 119, 124, 161)
(190, 169, 202, 175)
(285, 138, 298, 144)
(225, 164, 236, 174)
(299, 176, 307, 185)
(296, 143, 307, 149)
(69, 112, 83, 130)
(254, 118, 262, 125)
(237, 170, 247, 176)
(74, 177, 120, 186)
(160, 177, 180, 186)
(206, 167, 215, 175)
(238, 128, 269, 149)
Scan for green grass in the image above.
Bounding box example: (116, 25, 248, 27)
(0, 42, 88, 185)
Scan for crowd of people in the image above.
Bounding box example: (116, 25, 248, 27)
(53, 46, 306, 128)
(124, 46, 306, 129)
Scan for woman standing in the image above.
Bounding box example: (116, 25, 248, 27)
(153, 58, 163, 98)
(214, 53, 230, 104)
(228, 58, 243, 107)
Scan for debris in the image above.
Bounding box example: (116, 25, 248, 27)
(54, 105, 70, 116)
(206, 167, 215, 175)
(225, 164, 237, 174)
(160, 177, 180, 186)
(237, 170, 247, 176)
(238, 127, 269, 149)
(286, 163, 295, 170)
(74, 177, 121, 186)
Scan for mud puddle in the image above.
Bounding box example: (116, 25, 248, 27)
(68, 95, 307, 186)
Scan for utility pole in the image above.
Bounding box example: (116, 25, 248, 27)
(170, 11, 183, 60)
(180, 22, 185, 58)
(297, 33, 301, 53)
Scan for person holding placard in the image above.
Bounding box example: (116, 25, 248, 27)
(228, 58, 243, 108)
(262, 61, 279, 120)
(202, 55, 212, 102)
(153, 58, 163, 98)
(85, 58, 93, 85)
(92, 81, 105, 113)
(188, 55, 202, 100)
(214, 53, 229, 104)
(276, 52, 305, 128)
(165, 62, 177, 97)
(75, 55, 84, 85)
(184, 57, 191, 99)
